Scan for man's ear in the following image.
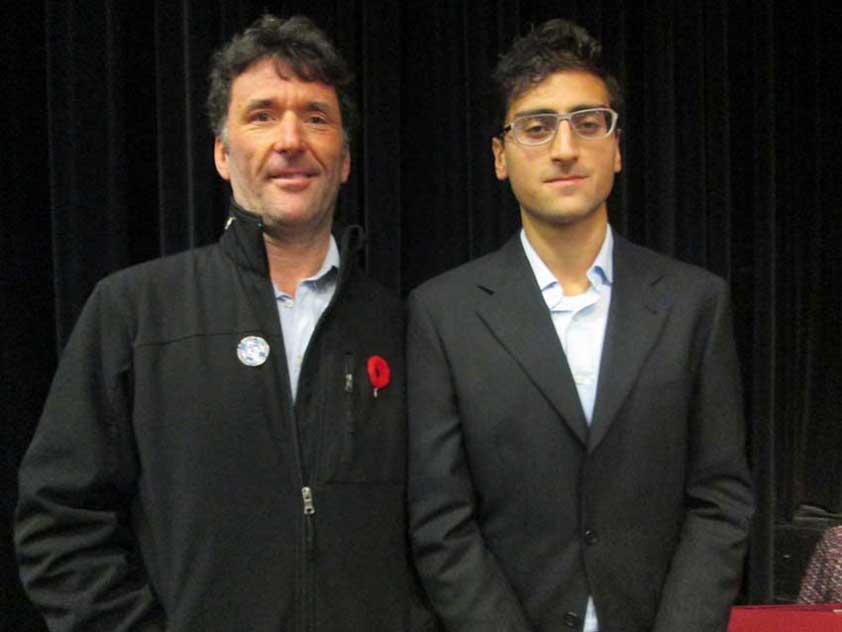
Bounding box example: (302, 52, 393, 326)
(492, 136, 508, 181)
(214, 136, 230, 181)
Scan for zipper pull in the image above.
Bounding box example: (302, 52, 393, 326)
(302, 487, 317, 560)
(302, 486, 315, 515)
(344, 353, 354, 393)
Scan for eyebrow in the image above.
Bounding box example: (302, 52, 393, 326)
(305, 101, 334, 113)
(244, 98, 275, 112)
(243, 98, 336, 115)
(513, 104, 609, 118)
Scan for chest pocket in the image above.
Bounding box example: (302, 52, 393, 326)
(313, 351, 406, 484)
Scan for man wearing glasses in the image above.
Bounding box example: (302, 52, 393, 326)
(408, 19, 753, 632)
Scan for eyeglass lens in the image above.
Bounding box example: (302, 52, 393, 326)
(513, 109, 615, 144)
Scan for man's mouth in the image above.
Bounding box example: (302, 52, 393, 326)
(544, 174, 587, 185)
(268, 168, 319, 189)
(270, 169, 317, 180)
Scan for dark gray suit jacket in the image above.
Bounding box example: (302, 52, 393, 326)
(407, 232, 754, 632)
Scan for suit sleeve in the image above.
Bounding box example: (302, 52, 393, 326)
(652, 284, 754, 632)
(15, 283, 165, 632)
(407, 291, 534, 632)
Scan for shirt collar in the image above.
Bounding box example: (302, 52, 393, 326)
(274, 235, 340, 298)
(520, 224, 614, 295)
(309, 234, 340, 282)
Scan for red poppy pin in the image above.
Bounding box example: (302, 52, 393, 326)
(366, 355, 391, 398)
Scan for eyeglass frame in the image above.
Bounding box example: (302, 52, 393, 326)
(497, 107, 620, 145)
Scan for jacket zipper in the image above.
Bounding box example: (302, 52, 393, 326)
(294, 277, 351, 632)
(301, 486, 316, 632)
(302, 486, 316, 547)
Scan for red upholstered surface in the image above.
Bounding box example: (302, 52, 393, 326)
(728, 604, 842, 631)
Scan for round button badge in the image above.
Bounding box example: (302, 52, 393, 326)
(237, 336, 270, 367)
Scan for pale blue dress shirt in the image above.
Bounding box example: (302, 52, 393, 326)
(274, 235, 340, 400)
(520, 226, 614, 632)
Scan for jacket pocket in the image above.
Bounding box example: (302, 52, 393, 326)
(320, 350, 406, 484)
(340, 351, 356, 467)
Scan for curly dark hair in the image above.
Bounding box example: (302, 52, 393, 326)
(207, 14, 356, 143)
(492, 19, 623, 124)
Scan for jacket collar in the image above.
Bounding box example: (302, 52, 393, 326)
(220, 198, 365, 283)
(474, 231, 671, 449)
(474, 235, 592, 445)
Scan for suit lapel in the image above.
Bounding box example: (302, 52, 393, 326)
(589, 235, 670, 452)
(475, 236, 590, 445)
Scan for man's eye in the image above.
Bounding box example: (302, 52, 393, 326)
(250, 111, 274, 122)
(305, 114, 329, 125)
(520, 119, 552, 136)
(572, 113, 607, 135)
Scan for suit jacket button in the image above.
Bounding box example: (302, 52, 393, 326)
(584, 528, 599, 545)
(563, 611, 581, 628)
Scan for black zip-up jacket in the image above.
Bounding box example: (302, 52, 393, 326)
(16, 203, 432, 631)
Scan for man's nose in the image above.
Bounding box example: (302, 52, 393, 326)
(272, 114, 305, 153)
(549, 120, 580, 162)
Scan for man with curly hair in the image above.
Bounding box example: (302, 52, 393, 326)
(408, 19, 753, 632)
(17, 15, 432, 632)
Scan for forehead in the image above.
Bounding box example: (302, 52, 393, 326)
(507, 70, 610, 119)
(228, 57, 340, 110)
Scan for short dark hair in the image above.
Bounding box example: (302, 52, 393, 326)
(207, 14, 356, 143)
(492, 19, 623, 124)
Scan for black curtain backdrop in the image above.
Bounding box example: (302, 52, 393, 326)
(4, 1, 841, 629)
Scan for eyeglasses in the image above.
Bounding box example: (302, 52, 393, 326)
(499, 107, 619, 145)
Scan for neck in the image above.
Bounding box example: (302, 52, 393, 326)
(522, 209, 607, 296)
(263, 225, 332, 297)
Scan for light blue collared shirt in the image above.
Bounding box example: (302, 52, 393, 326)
(274, 236, 340, 400)
(520, 225, 614, 632)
